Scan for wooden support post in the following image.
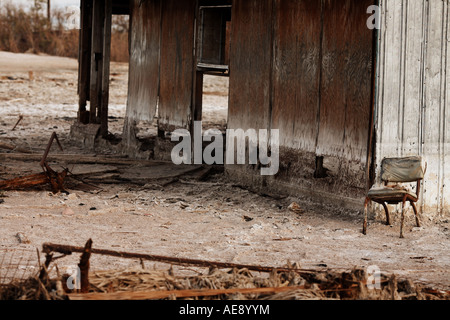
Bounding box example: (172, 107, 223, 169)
(78, 239, 93, 293)
(89, 0, 105, 124)
(100, 0, 112, 138)
(78, 0, 92, 124)
(194, 71, 203, 122)
(47, 0, 51, 22)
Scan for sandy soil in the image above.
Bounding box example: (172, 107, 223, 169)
(0, 51, 449, 291)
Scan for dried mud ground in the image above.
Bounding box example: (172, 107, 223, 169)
(0, 51, 449, 292)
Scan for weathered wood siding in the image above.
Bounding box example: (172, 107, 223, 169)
(126, 0, 160, 122)
(228, 0, 374, 199)
(158, 0, 196, 131)
(375, 0, 449, 216)
(271, 0, 321, 153)
(228, 0, 273, 133)
(78, 0, 92, 121)
(316, 0, 374, 164)
(126, 0, 195, 131)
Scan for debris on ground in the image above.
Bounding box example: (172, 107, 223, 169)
(1, 240, 448, 300)
(288, 202, 304, 215)
(0, 140, 31, 153)
(1, 262, 448, 301)
(0, 132, 67, 193)
(15, 233, 31, 244)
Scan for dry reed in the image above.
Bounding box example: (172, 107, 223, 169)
(1, 262, 448, 300)
(0, 3, 128, 62)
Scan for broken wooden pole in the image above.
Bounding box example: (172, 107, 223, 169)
(0, 169, 68, 193)
(42, 242, 322, 277)
(0, 173, 50, 190)
(38, 252, 54, 284)
(0, 171, 66, 192)
(78, 239, 93, 293)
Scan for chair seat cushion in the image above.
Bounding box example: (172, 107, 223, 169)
(368, 186, 417, 202)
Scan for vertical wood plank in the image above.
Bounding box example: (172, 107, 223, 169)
(271, 0, 321, 152)
(193, 71, 204, 122)
(377, 0, 404, 158)
(444, 0, 450, 215)
(126, 0, 161, 122)
(158, 0, 196, 131)
(376, 0, 449, 216)
(422, 0, 445, 214)
(228, 0, 273, 132)
(341, 0, 375, 163)
(100, 0, 112, 138)
(89, 0, 105, 124)
(316, 0, 374, 163)
(78, 0, 92, 124)
(401, 0, 425, 156)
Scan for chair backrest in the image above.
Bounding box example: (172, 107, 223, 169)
(381, 156, 426, 183)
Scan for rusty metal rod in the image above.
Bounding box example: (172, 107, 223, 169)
(40, 132, 63, 170)
(42, 242, 322, 276)
(11, 115, 23, 131)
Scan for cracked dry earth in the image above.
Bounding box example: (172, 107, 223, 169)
(0, 51, 449, 291)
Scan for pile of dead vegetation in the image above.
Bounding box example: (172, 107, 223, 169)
(1, 265, 448, 301)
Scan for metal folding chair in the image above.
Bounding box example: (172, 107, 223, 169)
(363, 156, 426, 238)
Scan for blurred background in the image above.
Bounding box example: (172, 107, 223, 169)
(0, 0, 129, 62)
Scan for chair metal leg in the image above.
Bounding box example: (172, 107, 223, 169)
(363, 197, 370, 235)
(411, 202, 421, 227)
(400, 195, 407, 238)
(381, 202, 391, 226)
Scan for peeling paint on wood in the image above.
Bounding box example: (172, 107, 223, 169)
(375, 0, 449, 216)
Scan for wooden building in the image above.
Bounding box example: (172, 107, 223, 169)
(74, 0, 449, 218)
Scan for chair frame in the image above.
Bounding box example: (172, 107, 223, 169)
(363, 158, 425, 238)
